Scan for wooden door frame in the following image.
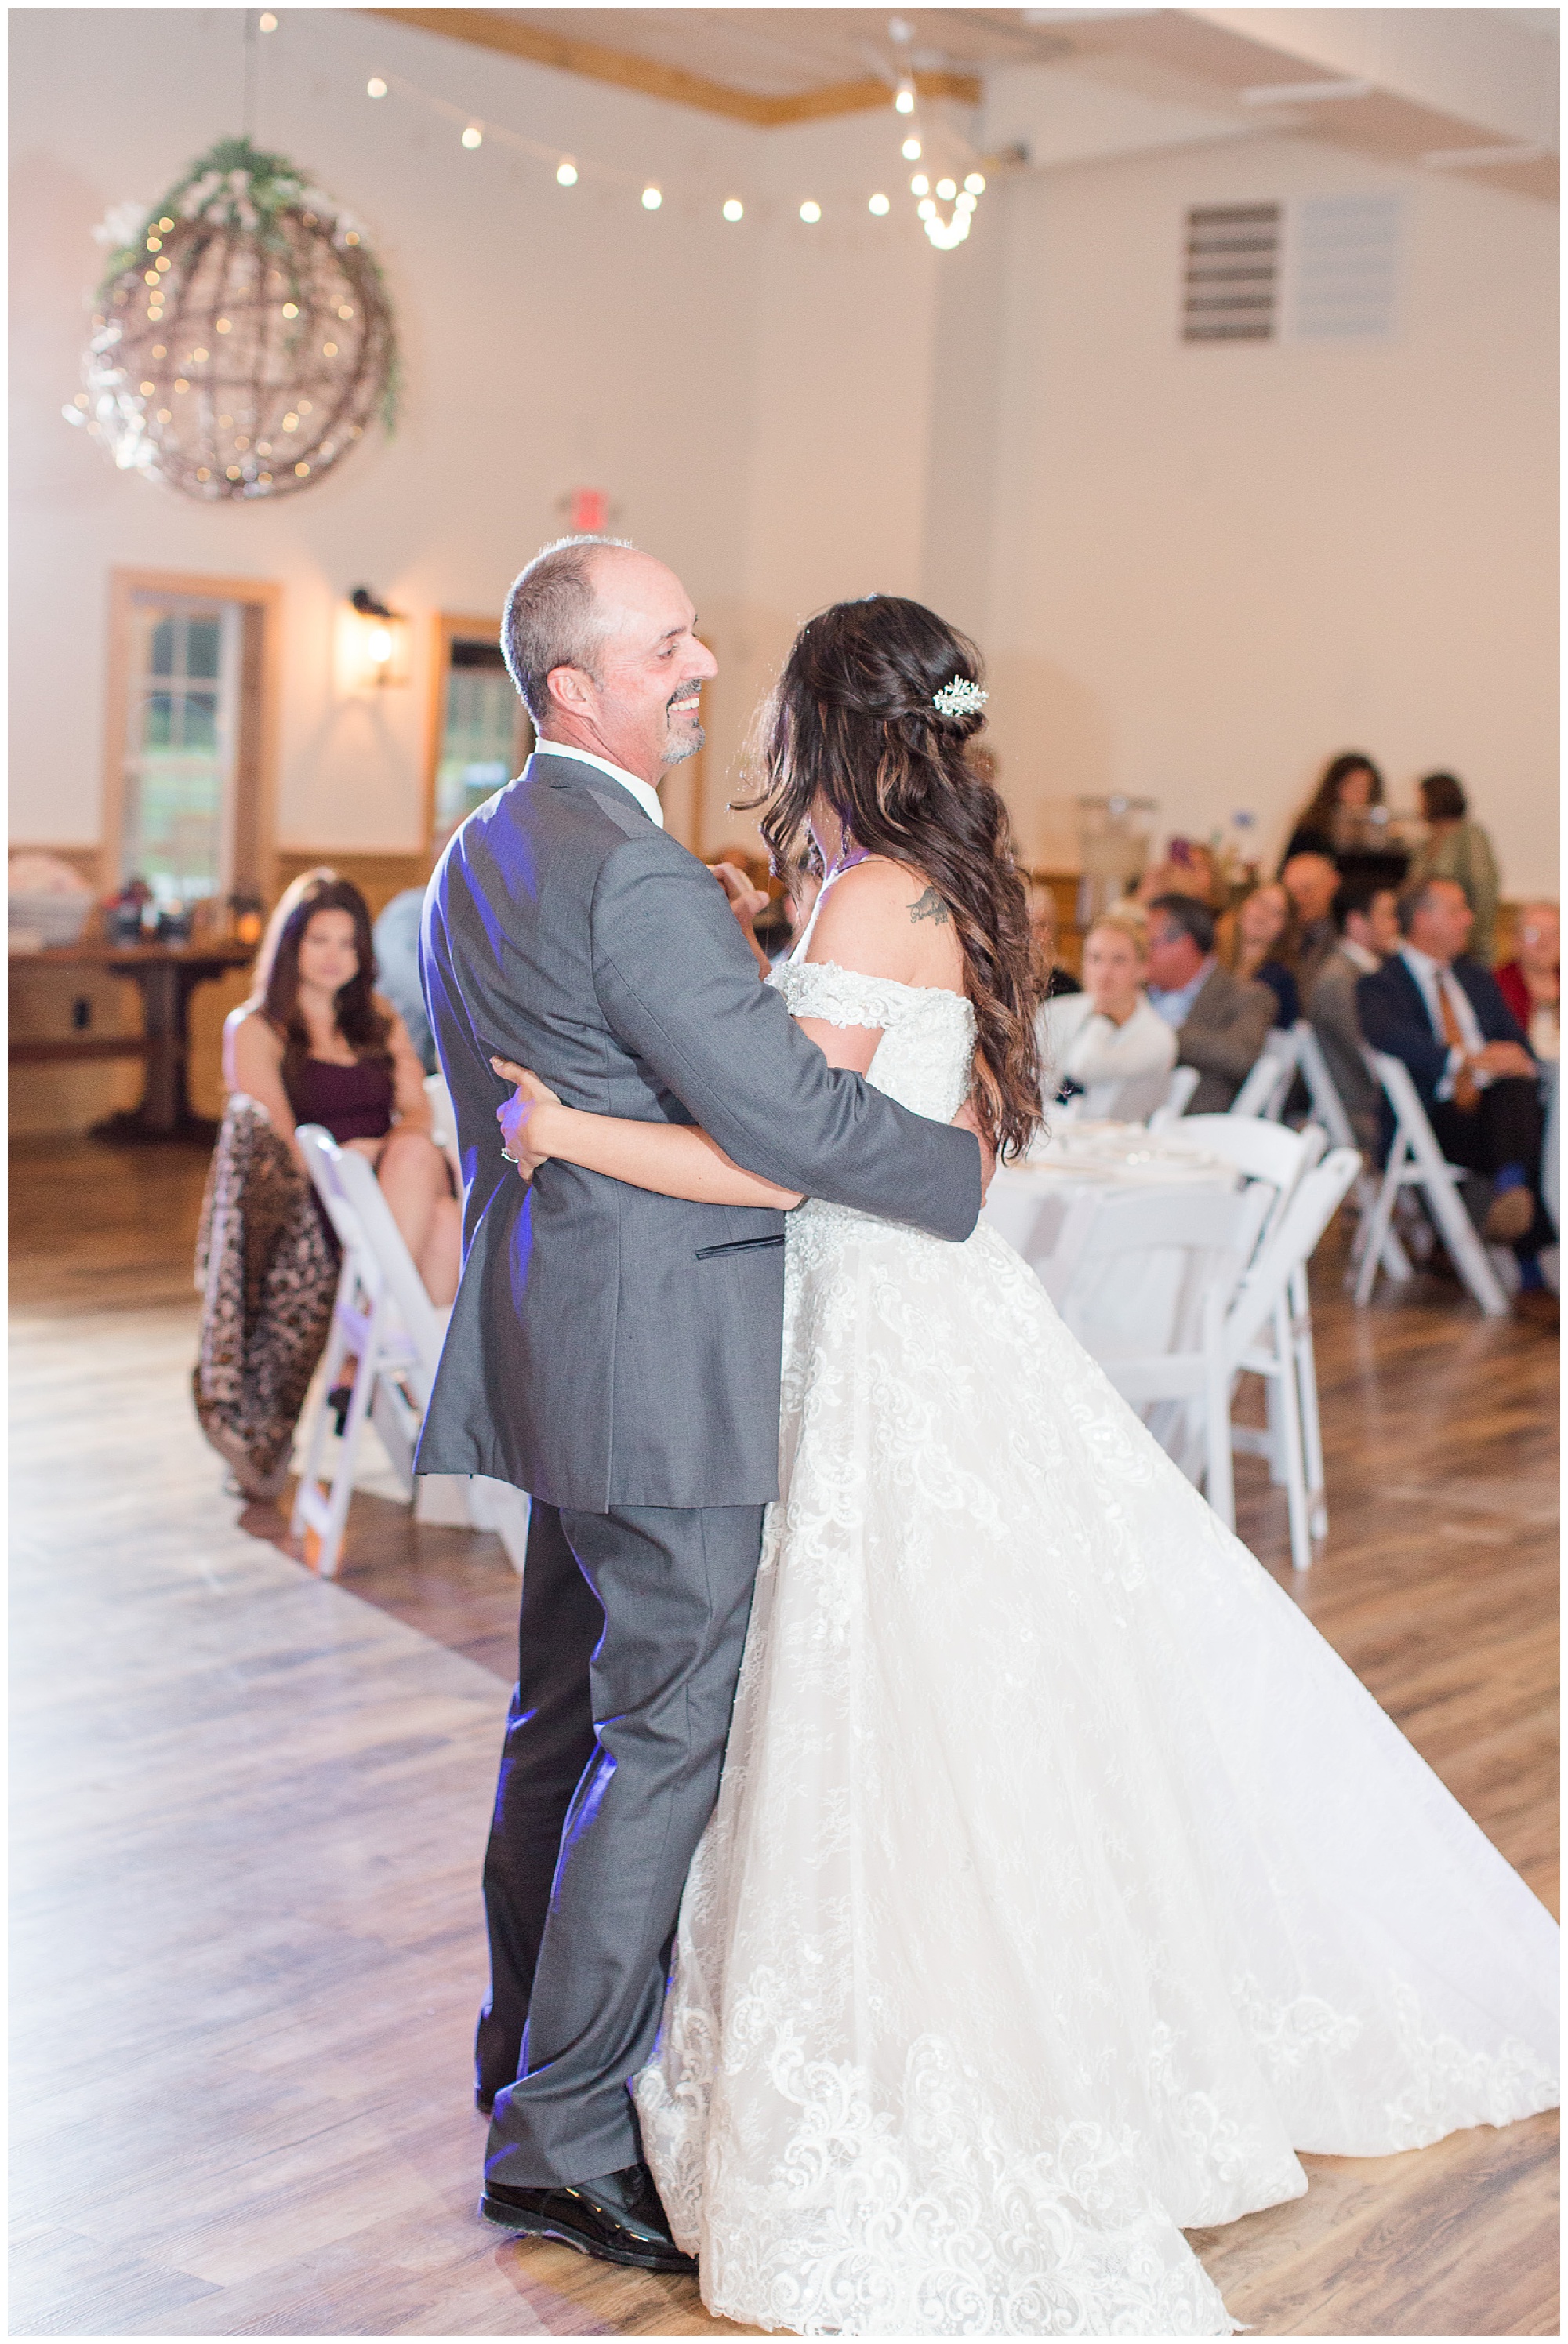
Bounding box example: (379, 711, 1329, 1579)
(101, 566, 283, 903)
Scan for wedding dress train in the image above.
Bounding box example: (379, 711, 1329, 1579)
(633, 960, 1558, 2338)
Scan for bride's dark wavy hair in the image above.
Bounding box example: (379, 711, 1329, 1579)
(739, 594, 1044, 1160)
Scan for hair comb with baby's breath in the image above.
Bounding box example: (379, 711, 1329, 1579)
(931, 675, 988, 719)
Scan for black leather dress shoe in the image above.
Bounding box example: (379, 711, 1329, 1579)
(481, 2161, 696, 2274)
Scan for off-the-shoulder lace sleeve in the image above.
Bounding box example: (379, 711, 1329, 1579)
(771, 958, 902, 1031)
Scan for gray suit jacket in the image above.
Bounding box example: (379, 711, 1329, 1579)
(1308, 947, 1382, 1156)
(1177, 963, 1276, 1114)
(416, 752, 982, 1512)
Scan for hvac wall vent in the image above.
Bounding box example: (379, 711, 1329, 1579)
(1288, 194, 1401, 341)
(1181, 204, 1281, 342)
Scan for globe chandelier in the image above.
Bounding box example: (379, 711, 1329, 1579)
(64, 135, 397, 502)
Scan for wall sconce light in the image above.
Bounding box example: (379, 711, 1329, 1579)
(348, 585, 411, 688)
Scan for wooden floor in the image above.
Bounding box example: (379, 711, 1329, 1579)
(9, 1137, 1559, 2338)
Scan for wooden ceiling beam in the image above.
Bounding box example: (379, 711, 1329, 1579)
(366, 9, 980, 124)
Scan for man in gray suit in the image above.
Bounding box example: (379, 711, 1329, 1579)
(416, 538, 982, 2271)
(1308, 878, 1399, 1157)
(1145, 893, 1275, 1113)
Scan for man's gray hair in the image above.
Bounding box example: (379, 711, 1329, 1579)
(501, 535, 637, 727)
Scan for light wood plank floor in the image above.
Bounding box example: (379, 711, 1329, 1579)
(9, 1138, 1558, 2337)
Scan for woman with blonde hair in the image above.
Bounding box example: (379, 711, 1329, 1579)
(1039, 905, 1176, 1104)
(1216, 878, 1301, 1028)
(224, 868, 460, 1304)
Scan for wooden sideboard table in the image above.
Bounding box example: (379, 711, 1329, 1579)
(9, 940, 254, 1142)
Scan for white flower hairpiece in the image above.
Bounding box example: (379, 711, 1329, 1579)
(932, 675, 988, 719)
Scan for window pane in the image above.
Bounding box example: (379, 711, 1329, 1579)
(142, 692, 174, 749)
(183, 692, 219, 751)
(185, 618, 223, 680)
(149, 619, 176, 677)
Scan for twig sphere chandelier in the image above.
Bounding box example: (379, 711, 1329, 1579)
(66, 136, 397, 503)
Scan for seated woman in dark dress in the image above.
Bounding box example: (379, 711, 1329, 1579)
(1216, 880, 1300, 1029)
(223, 869, 459, 1306)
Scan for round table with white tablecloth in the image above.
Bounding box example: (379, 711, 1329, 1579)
(984, 1120, 1242, 1358)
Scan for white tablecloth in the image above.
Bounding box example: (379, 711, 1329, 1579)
(985, 1122, 1240, 1356)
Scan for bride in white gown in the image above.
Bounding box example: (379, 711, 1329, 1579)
(493, 597, 1558, 2337)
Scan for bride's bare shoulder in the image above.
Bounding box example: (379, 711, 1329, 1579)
(804, 855, 961, 985)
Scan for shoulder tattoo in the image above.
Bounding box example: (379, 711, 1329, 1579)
(909, 885, 950, 927)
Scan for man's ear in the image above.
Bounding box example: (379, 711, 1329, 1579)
(547, 664, 592, 718)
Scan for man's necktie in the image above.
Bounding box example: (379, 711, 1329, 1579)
(1436, 974, 1480, 1109)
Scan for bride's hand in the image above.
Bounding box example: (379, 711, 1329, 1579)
(491, 1058, 564, 1176)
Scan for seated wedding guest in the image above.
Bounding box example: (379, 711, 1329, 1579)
(1279, 750, 1384, 868)
(1405, 772, 1502, 964)
(1135, 837, 1220, 910)
(1145, 893, 1275, 1113)
(372, 885, 437, 1073)
(1025, 876, 1083, 997)
(1279, 851, 1341, 994)
(1039, 910, 1177, 1105)
(1496, 902, 1559, 1063)
(224, 869, 461, 1306)
(1217, 881, 1299, 1028)
(1357, 876, 1553, 1318)
(1308, 879, 1400, 1158)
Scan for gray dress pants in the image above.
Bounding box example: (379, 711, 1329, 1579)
(481, 1497, 766, 2189)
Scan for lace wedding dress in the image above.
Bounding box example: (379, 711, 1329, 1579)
(633, 960, 1559, 2338)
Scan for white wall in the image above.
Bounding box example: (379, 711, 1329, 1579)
(9, 10, 1559, 891)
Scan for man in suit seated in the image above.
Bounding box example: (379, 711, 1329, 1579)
(1308, 877, 1399, 1158)
(1145, 893, 1275, 1113)
(1357, 876, 1553, 1312)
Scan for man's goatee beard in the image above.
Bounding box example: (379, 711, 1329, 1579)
(663, 724, 705, 767)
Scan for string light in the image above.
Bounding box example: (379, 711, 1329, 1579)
(346, 58, 1002, 249)
(259, 10, 278, 28)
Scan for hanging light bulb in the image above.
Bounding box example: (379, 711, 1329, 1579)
(722, 198, 744, 221)
(641, 184, 662, 209)
(461, 124, 483, 149)
(799, 200, 822, 223)
(936, 177, 957, 201)
(894, 80, 916, 114)
(910, 173, 929, 196)
(366, 75, 387, 97)
(917, 198, 936, 220)
(869, 192, 891, 216)
(902, 136, 921, 161)
(964, 172, 986, 194)
(557, 158, 578, 185)
(258, 9, 278, 27)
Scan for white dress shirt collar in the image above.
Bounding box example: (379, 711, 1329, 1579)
(1338, 938, 1382, 977)
(533, 738, 665, 829)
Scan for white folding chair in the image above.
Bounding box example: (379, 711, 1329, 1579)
(1103, 1149, 1361, 1569)
(1352, 1054, 1510, 1317)
(1073, 1066, 1178, 1125)
(423, 1070, 463, 1190)
(292, 1127, 530, 1577)
(1053, 1178, 1274, 1377)
(1171, 1116, 1333, 1552)
(1146, 1065, 1200, 1130)
(1230, 1027, 1298, 1121)
(1293, 1020, 1414, 1289)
